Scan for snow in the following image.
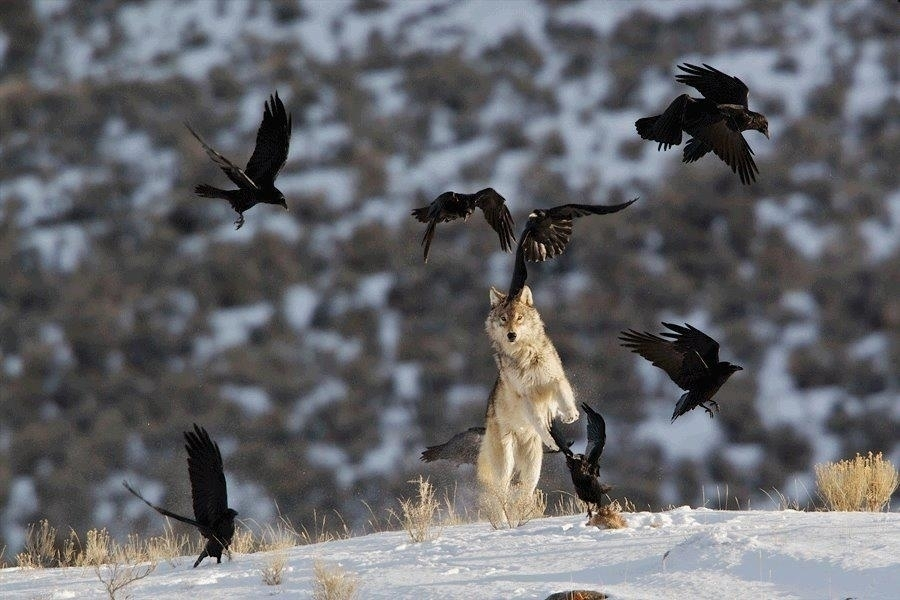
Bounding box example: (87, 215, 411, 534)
(844, 41, 892, 119)
(0, 477, 37, 553)
(282, 284, 319, 331)
(4, 508, 898, 599)
(25, 225, 90, 273)
(859, 191, 900, 263)
(287, 379, 348, 433)
(193, 302, 275, 362)
(756, 194, 840, 260)
(219, 385, 272, 417)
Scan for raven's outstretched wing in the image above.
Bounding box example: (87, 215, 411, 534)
(619, 328, 692, 390)
(676, 63, 749, 107)
(581, 403, 607, 469)
(185, 123, 259, 190)
(548, 419, 574, 457)
(685, 120, 758, 184)
(506, 242, 528, 301)
(473, 188, 516, 253)
(245, 91, 292, 186)
(661, 322, 721, 370)
(122, 480, 203, 529)
(521, 200, 637, 262)
(184, 424, 229, 528)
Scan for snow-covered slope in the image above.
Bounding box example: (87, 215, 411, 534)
(2, 508, 898, 599)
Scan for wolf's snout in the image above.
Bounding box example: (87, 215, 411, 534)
(507, 331, 517, 342)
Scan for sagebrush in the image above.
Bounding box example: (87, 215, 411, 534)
(815, 452, 899, 512)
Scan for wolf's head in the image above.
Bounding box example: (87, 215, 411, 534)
(486, 285, 544, 347)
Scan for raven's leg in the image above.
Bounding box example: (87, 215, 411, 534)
(234, 212, 245, 230)
(709, 400, 720, 413)
(701, 403, 715, 418)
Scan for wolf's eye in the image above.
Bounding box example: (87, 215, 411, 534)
(516, 314, 524, 323)
(499, 315, 507, 323)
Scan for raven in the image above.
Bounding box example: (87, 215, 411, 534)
(506, 200, 637, 300)
(187, 91, 292, 229)
(420, 424, 572, 466)
(636, 63, 769, 184)
(123, 424, 238, 568)
(411, 188, 516, 262)
(619, 322, 743, 422)
(549, 402, 612, 517)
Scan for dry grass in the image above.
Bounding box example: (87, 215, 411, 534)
(481, 485, 547, 529)
(588, 501, 628, 529)
(296, 511, 352, 545)
(397, 476, 440, 542)
(94, 561, 155, 600)
(815, 452, 899, 512)
(551, 492, 588, 517)
(312, 559, 360, 600)
(16, 520, 59, 568)
(261, 552, 287, 586)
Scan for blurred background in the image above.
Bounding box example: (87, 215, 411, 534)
(0, 0, 897, 553)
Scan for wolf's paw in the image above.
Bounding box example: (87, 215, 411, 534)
(561, 408, 580, 423)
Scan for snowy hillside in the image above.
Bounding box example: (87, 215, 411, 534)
(0, 0, 897, 554)
(3, 508, 899, 599)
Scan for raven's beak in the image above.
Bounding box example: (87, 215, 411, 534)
(736, 366, 744, 371)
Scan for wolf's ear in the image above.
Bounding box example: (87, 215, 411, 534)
(489, 287, 506, 308)
(519, 285, 533, 306)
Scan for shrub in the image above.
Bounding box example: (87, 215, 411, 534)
(312, 559, 360, 600)
(815, 452, 899, 511)
(261, 552, 287, 586)
(480, 485, 547, 530)
(397, 476, 440, 542)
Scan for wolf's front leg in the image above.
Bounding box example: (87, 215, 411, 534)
(555, 378, 579, 423)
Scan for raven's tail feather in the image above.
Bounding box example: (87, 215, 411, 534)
(194, 183, 224, 198)
(122, 480, 203, 529)
(635, 116, 660, 140)
(638, 94, 688, 151)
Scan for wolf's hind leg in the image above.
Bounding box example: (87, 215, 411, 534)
(513, 436, 543, 498)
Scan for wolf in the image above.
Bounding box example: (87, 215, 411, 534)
(476, 285, 580, 500)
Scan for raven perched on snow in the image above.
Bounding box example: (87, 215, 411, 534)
(549, 403, 612, 517)
(619, 322, 743, 422)
(187, 91, 292, 229)
(636, 63, 769, 184)
(506, 199, 637, 300)
(123, 424, 237, 568)
(411, 187, 516, 262)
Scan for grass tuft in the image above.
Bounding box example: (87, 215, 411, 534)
(815, 451, 899, 512)
(312, 558, 360, 600)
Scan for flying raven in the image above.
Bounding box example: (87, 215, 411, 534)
(411, 188, 516, 262)
(549, 402, 612, 517)
(123, 424, 238, 568)
(187, 91, 292, 229)
(619, 322, 743, 422)
(506, 200, 637, 300)
(636, 63, 769, 184)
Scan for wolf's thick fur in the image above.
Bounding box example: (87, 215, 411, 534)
(477, 286, 579, 499)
